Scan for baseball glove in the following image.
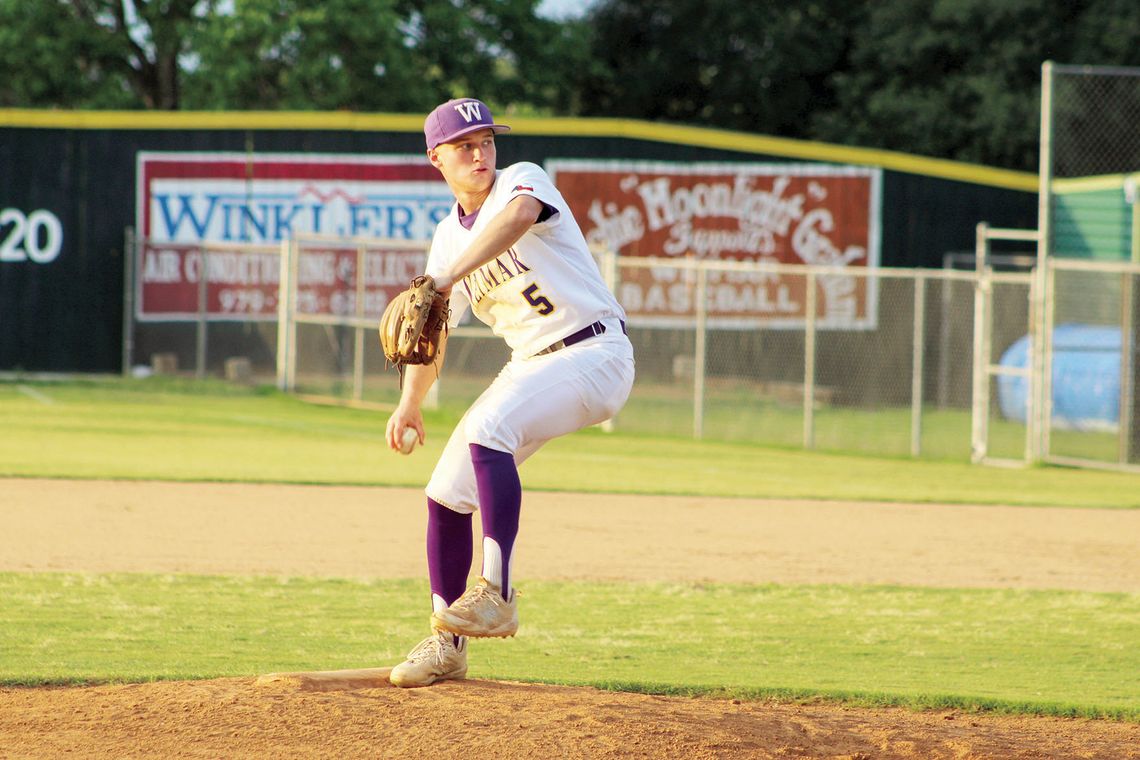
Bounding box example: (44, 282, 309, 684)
(379, 275, 450, 375)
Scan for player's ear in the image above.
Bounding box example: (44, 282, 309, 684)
(427, 148, 442, 168)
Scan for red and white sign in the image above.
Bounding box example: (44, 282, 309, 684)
(547, 160, 881, 328)
(134, 153, 449, 321)
(288, 241, 427, 320)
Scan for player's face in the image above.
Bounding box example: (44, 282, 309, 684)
(430, 129, 497, 196)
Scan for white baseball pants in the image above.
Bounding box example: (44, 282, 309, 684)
(426, 320, 634, 514)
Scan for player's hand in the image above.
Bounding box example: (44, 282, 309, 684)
(386, 405, 425, 451)
(431, 273, 454, 296)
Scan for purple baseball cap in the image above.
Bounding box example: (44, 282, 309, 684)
(424, 98, 511, 150)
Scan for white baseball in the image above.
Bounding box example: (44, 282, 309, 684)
(399, 427, 419, 455)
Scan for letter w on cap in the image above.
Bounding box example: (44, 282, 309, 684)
(454, 101, 482, 123)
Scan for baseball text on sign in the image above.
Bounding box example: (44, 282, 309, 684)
(546, 161, 881, 329)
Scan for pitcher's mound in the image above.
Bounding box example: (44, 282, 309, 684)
(256, 666, 393, 691)
(1, 677, 1135, 759)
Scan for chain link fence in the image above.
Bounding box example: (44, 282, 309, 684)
(243, 242, 991, 461)
(420, 256, 986, 462)
(124, 235, 283, 382)
(603, 257, 982, 459)
(129, 56, 1140, 474)
(1044, 259, 1140, 467)
(1040, 63, 1140, 468)
(134, 232, 1107, 465)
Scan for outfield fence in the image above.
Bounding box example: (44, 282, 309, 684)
(125, 58, 1140, 473)
(1033, 62, 1140, 471)
(123, 231, 1140, 469)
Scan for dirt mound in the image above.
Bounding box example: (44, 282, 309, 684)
(2, 676, 1135, 759)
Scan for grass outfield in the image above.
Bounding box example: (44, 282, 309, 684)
(2, 376, 1139, 507)
(1, 573, 1136, 720)
(2, 376, 1138, 721)
(304, 370, 1122, 462)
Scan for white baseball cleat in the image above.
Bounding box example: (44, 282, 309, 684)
(389, 630, 468, 688)
(431, 577, 519, 638)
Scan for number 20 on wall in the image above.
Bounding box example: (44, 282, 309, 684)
(0, 208, 64, 264)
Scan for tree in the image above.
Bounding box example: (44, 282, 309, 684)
(810, 0, 1140, 172)
(568, 0, 861, 139)
(183, 0, 441, 111)
(0, 0, 574, 113)
(3, 0, 1137, 176)
(183, 0, 576, 112)
(572, 0, 1140, 171)
(389, 0, 582, 113)
(0, 0, 208, 109)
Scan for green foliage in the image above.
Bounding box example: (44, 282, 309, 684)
(811, 0, 1062, 171)
(573, 0, 860, 138)
(813, 0, 1140, 171)
(2, 0, 1138, 170)
(0, 0, 206, 109)
(578, 0, 1140, 172)
(391, 0, 584, 114)
(0, 0, 574, 113)
(1, 573, 1136, 719)
(186, 0, 421, 111)
(0, 0, 137, 108)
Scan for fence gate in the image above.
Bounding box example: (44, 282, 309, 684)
(971, 223, 1038, 466)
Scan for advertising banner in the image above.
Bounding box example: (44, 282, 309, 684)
(134, 153, 449, 321)
(547, 160, 881, 328)
(288, 240, 428, 321)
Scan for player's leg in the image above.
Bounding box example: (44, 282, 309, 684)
(426, 497, 473, 613)
(424, 421, 528, 638)
(391, 435, 478, 687)
(424, 403, 541, 637)
(470, 443, 521, 599)
(426, 442, 524, 638)
(432, 337, 634, 638)
(390, 497, 472, 688)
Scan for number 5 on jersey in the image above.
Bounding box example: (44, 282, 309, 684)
(522, 283, 555, 315)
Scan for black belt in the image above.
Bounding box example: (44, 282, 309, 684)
(535, 320, 627, 356)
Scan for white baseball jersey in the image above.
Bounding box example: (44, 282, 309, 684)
(426, 162, 625, 359)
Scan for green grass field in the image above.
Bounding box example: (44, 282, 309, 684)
(298, 368, 1125, 463)
(3, 376, 1139, 507)
(1, 376, 1137, 720)
(2, 573, 1136, 720)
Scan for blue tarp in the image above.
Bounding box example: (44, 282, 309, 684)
(997, 324, 1121, 430)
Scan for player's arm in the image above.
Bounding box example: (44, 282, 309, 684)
(385, 332, 447, 451)
(433, 195, 544, 293)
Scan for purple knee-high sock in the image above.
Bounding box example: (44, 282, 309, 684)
(426, 498, 472, 611)
(469, 443, 521, 600)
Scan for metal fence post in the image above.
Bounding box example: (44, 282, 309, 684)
(1041, 262, 1057, 460)
(911, 274, 926, 457)
(601, 248, 620, 432)
(353, 242, 366, 402)
(1120, 270, 1134, 464)
(1032, 60, 1055, 463)
(1126, 177, 1139, 463)
(803, 270, 817, 449)
(276, 239, 292, 391)
(196, 244, 208, 379)
(121, 228, 135, 377)
(693, 265, 708, 439)
(971, 223, 990, 463)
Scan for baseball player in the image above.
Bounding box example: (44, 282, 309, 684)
(384, 98, 635, 688)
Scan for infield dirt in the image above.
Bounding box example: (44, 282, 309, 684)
(1, 478, 1137, 759)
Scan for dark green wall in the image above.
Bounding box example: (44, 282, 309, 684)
(0, 125, 1037, 372)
